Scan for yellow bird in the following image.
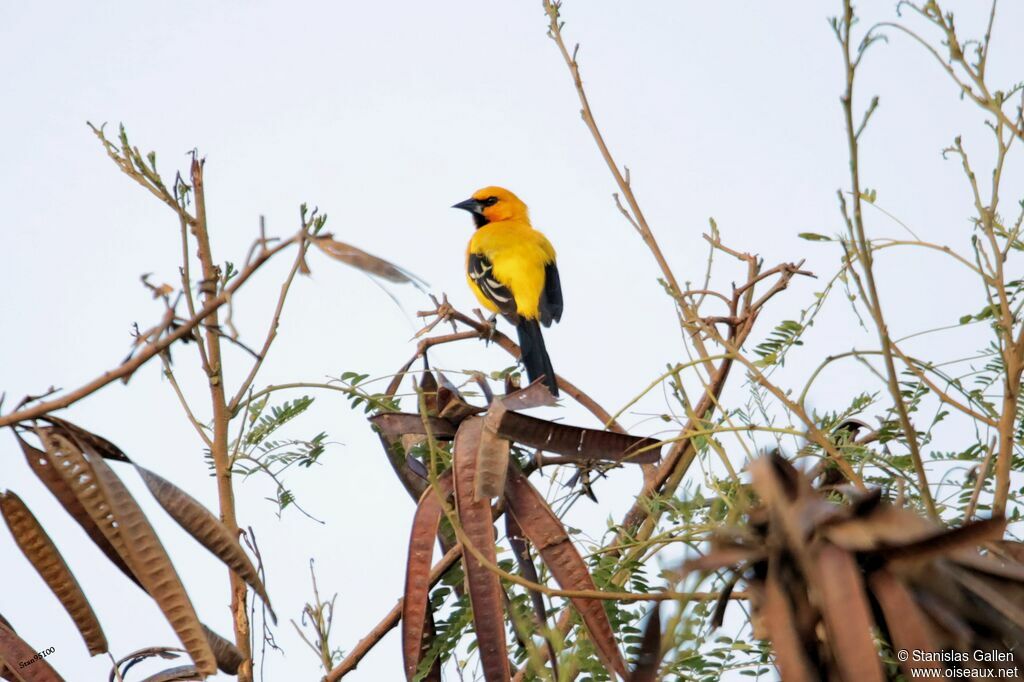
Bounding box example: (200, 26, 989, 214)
(453, 186, 562, 396)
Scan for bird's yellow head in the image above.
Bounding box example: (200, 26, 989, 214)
(452, 186, 528, 228)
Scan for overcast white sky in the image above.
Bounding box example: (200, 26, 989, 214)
(2, 1, 1022, 680)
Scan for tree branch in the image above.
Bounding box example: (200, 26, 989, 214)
(0, 235, 299, 429)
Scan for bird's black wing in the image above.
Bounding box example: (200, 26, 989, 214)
(538, 261, 563, 327)
(468, 252, 518, 320)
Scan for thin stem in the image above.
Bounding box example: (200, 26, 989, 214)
(227, 224, 313, 413)
(839, 0, 937, 518)
(0, 235, 298, 428)
(189, 157, 253, 680)
(541, 0, 715, 374)
(160, 355, 213, 447)
(965, 437, 997, 521)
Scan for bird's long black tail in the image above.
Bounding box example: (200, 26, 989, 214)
(516, 318, 558, 397)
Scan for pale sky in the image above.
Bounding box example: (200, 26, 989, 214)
(2, 1, 1022, 680)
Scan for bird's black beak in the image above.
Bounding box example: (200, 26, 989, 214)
(452, 198, 484, 216)
(452, 198, 489, 227)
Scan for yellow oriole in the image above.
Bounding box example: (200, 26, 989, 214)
(453, 186, 562, 396)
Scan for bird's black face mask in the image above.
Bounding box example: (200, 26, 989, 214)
(452, 196, 497, 228)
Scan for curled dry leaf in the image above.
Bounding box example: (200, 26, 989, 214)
(879, 516, 1006, 566)
(759, 569, 814, 682)
(0, 617, 66, 682)
(0, 491, 107, 656)
(495, 411, 660, 464)
(710, 573, 740, 629)
(497, 379, 557, 411)
(506, 515, 558, 681)
(867, 570, 945, 679)
(990, 540, 1024, 565)
(439, 395, 485, 422)
(34, 428, 136, 573)
(470, 372, 495, 404)
(474, 401, 509, 501)
(435, 372, 486, 422)
(402, 475, 453, 681)
(418, 371, 440, 417)
(403, 439, 431, 481)
(135, 465, 276, 623)
(369, 414, 457, 441)
(200, 625, 243, 676)
(952, 547, 1024, 584)
(86, 458, 217, 676)
(504, 464, 627, 678)
(949, 565, 1024, 631)
(812, 543, 883, 682)
(452, 418, 510, 682)
(17, 432, 140, 588)
(434, 373, 459, 416)
(34, 429, 216, 676)
(689, 452, 1024, 681)
(137, 666, 202, 682)
(20, 431, 243, 676)
(629, 603, 661, 682)
(52, 422, 272, 621)
(42, 417, 131, 462)
(419, 612, 443, 682)
(312, 234, 426, 288)
(109, 646, 186, 682)
(502, 373, 521, 395)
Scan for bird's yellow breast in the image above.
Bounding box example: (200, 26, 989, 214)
(466, 220, 556, 320)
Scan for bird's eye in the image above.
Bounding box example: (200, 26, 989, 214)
(482, 196, 499, 207)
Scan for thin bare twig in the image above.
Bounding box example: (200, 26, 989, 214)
(541, 0, 715, 374)
(966, 437, 998, 521)
(187, 156, 254, 681)
(227, 210, 317, 414)
(838, 0, 938, 518)
(0, 235, 299, 429)
(323, 544, 463, 681)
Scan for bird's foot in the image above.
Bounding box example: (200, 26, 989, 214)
(477, 311, 499, 345)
